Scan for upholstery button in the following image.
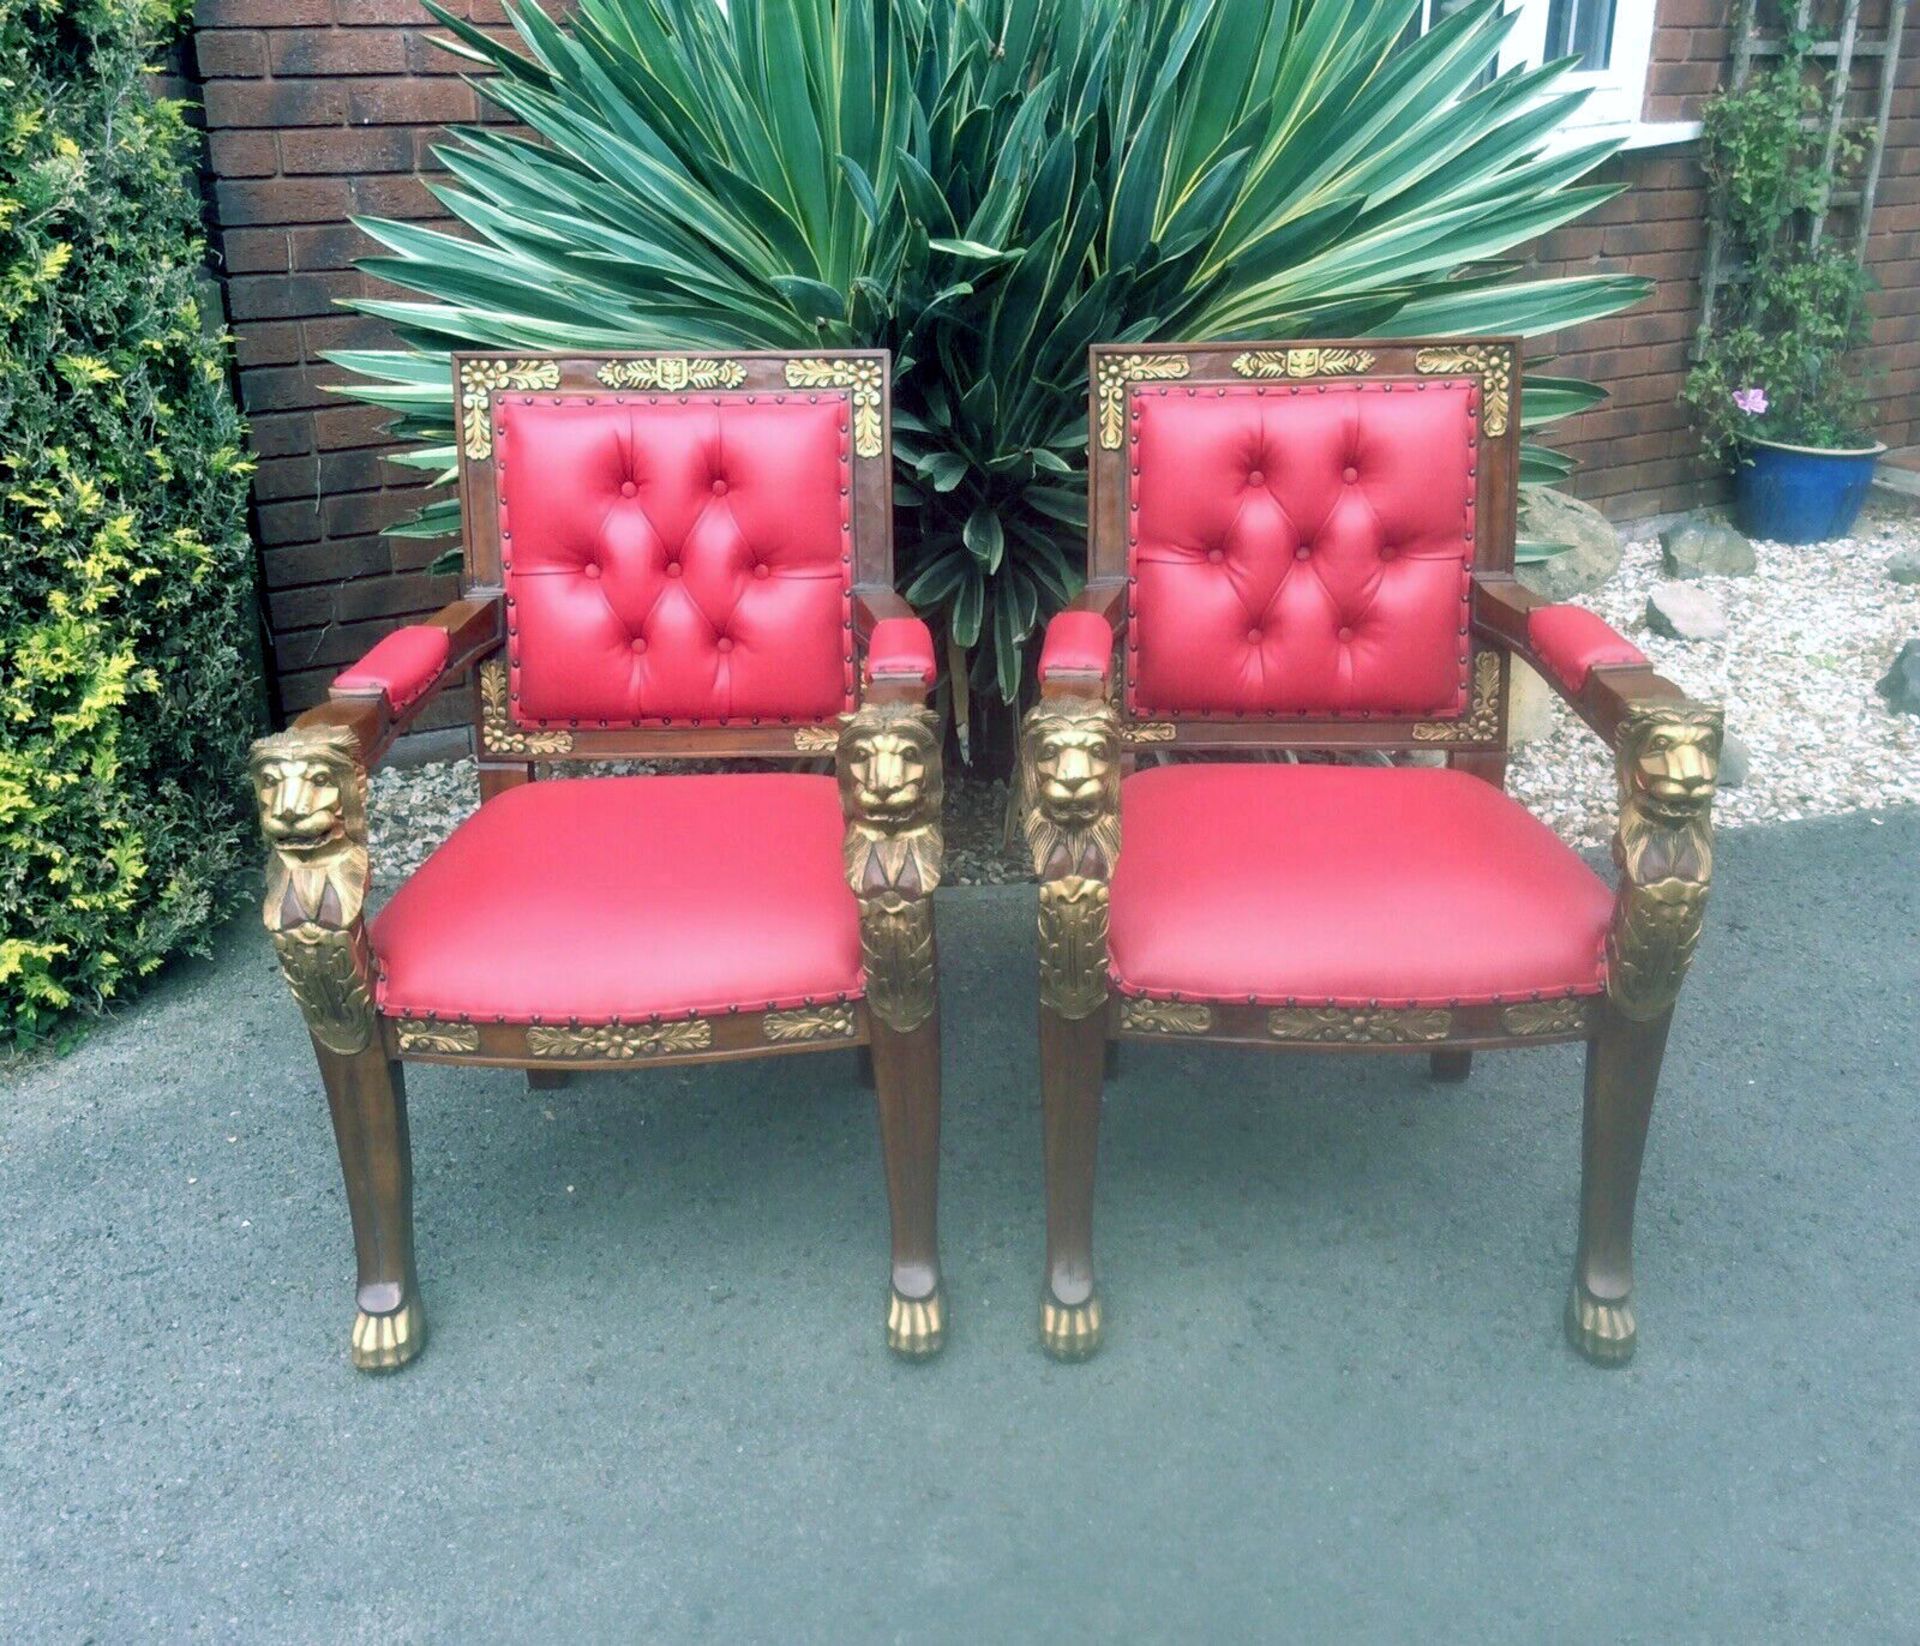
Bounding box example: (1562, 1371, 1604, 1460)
(712, 478, 728, 495)
(1295, 545, 1311, 560)
(752, 563, 769, 579)
(716, 637, 734, 653)
(630, 638, 646, 654)
(1246, 469, 1264, 486)
(583, 563, 601, 579)
(1207, 548, 1224, 564)
(1338, 626, 1354, 642)
(1380, 546, 1395, 560)
(620, 481, 636, 497)
(1343, 466, 1358, 483)
(1247, 628, 1263, 644)
(666, 561, 682, 577)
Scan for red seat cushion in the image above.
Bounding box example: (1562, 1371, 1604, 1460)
(1126, 379, 1480, 720)
(371, 775, 861, 1023)
(496, 394, 855, 727)
(1108, 764, 1612, 1008)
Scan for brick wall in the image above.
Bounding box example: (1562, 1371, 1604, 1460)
(189, 0, 1920, 722)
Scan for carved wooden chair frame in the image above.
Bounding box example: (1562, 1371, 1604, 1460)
(249, 350, 948, 1370)
(1020, 339, 1721, 1364)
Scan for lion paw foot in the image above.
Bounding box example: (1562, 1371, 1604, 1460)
(887, 1286, 946, 1359)
(1566, 1283, 1634, 1367)
(351, 1293, 426, 1372)
(1041, 1292, 1103, 1361)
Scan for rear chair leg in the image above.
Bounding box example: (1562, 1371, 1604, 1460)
(869, 1013, 945, 1358)
(1430, 1049, 1473, 1082)
(1568, 1006, 1673, 1366)
(315, 1040, 424, 1372)
(1040, 1007, 1106, 1360)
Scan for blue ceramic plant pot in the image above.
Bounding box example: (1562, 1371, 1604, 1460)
(1733, 436, 1884, 545)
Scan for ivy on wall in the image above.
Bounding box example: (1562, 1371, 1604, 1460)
(1, 0, 258, 1045)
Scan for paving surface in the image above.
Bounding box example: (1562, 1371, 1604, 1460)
(4, 810, 1917, 1642)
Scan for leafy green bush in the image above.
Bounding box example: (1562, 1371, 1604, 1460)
(1684, 49, 1874, 463)
(0, 0, 258, 1046)
(342, 0, 1644, 721)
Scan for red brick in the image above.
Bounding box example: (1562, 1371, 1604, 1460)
(268, 28, 409, 75)
(202, 77, 347, 129)
(216, 176, 353, 228)
(225, 271, 364, 321)
(199, 0, 332, 22)
(264, 537, 393, 590)
(204, 129, 277, 178)
(349, 173, 454, 219)
(345, 78, 478, 125)
(280, 127, 417, 175)
(219, 228, 292, 275)
(290, 222, 380, 272)
(193, 29, 267, 78)
(245, 412, 316, 459)
(235, 323, 303, 369)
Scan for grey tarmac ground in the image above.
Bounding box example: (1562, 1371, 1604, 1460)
(3, 809, 1918, 1643)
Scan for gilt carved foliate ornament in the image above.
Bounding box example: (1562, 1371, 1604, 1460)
(1606, 703, 1720, 1020)
(458, 357, 561, 460)
(1412, 650, 1502, 743)
(479, 658, 573, 756)
(1095, 354, 1191, 448)
(250, 725, 377, 1055)
(785, 358, 885, 457)
(1413, 344, 1512, 437)
(1022, 697, 1123, 1019)
(595, 357, 746, 393)
(838, 701, 944, 1033)
(1230, 348, 1377, 380)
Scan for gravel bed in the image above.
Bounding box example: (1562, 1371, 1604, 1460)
(1509, 495, 1920, 847)
(370, 495, 1920, 882)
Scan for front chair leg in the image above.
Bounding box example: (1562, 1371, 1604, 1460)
(1040, 1005, 1106, 1360)
(1430, 1049, 1473, 1082)
(869, 1011, 944, 1358)
(1568, 1005, 1673, 1366)
(315, 1039, 425, 1372)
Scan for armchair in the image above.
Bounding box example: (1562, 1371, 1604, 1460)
(1021, 340, 1721, 1364)
(250, 350, 948, 1370)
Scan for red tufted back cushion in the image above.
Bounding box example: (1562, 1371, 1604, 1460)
(497, 395, 854, 725)
(1126, 379, 1480, 719)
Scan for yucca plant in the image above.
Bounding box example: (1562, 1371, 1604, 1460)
(337, 0, 1643, 752)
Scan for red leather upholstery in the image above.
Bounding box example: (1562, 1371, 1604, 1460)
(1107, 764, 1612, 1007)
(1039, 610, 1116, 682)
(496, 395, 855, 727)
(1527, 605, 1646, 694)
(332, 625, 450, 711)
(866, 616, 937, 685)
(1126, 380, 1480, 719)
(371, 775, 861, 1022)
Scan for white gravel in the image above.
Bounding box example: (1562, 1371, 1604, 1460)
(1509, 496, 1920, 847)
(369, 495, 1920, 880)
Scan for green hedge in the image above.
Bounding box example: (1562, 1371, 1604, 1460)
(1, 0, 258, 1046)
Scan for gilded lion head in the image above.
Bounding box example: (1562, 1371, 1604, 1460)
(837, 702, 942, 832)
(1618, 703, 1721, 826)
(249, 724, 367, 856)
(1023, 699, 1121, 831)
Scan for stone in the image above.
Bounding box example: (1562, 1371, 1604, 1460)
(1504, 657, 1558, 745)
(1646, 582, 1728, 641)
(1515, 488, 1623, 600)
(1718, 731, 1751, 789)
(1888, 549, 1920, 585)
(1660, 515, 1756, 580)
(1877, 640, 1920, 716)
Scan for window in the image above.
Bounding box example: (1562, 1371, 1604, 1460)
(1406, 0, 1681, 145)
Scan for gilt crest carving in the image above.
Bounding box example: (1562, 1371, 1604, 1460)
(785, 358, 885, 457)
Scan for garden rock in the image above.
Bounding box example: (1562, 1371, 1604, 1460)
(1646, 582, 1728, 641)
(1876, 641, 1920, 716)
(1887, 549, 1920, 585)
(1661, 516, 1756, 580)
(1718, 731, 1751, 789)
(1515, 488, 1622, 599)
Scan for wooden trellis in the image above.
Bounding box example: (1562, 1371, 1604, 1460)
(1693, 0, 1910, 357)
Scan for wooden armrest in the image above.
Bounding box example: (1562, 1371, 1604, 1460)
(1037, 582, 1126, 699)
(319, 594, 503, 765)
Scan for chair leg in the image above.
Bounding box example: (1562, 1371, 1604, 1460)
(1568, 1005, 1673, 1367)
(315, 1039, 425, 1372)
(525, 1068, 571, 1092)
(1430, 1049, 1473, 1082)
(869, 1013, 945, 1359)
(1040, 1006, 1106, 1360)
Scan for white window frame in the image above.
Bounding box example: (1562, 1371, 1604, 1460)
(1411, 0, 1701, 151)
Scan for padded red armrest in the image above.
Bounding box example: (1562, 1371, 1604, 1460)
(1038, 610, 1115, 684)
(332, 625, 452, 712)
(866, 616, 936, 687)
(1527, 606, 1646, 695)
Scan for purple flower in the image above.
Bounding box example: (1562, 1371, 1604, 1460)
(1733, 387, 1769, 415)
